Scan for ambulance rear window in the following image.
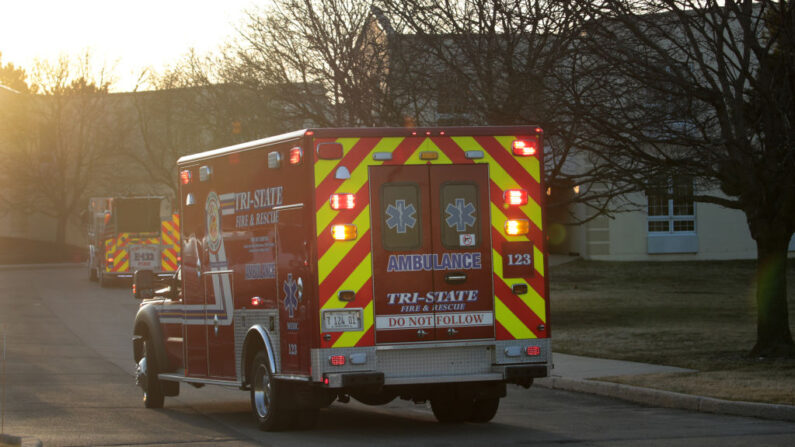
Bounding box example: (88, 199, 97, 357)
(381, 183, 421, 251)
(440, 182, 480, 249)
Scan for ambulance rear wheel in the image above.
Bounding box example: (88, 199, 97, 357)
(250, 351, 291, 431)
(469, 397, 500, 423)
(430, 395, 474, 423)
(99, 270, 111, 288)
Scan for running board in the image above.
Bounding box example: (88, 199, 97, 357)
(158, 373, 241, 388)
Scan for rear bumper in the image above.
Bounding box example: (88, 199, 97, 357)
(312, 339, 550, 388)
(105, 271, 174, 279)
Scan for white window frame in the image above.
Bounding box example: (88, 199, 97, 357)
(646, 177, 696, 234)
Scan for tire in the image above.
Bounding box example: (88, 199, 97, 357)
(290, 408, 319, 430)
(250, 351, 292, 431)
(99, 270, 111, 288)
(430, 394, 474, 423)
(136, 333, 164, 408)
(468, 397, 500, 423)
(351, 390, 397, 406)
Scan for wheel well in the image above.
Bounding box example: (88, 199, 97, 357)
(133, 322, 148, 361)
(243, 334, 265, 387)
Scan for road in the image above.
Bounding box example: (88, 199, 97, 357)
(0, 265, 793, 446)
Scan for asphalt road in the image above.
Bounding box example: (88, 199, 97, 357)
(1, 265, 794, 446)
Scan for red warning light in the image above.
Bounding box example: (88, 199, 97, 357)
(512, 140, 537, 156)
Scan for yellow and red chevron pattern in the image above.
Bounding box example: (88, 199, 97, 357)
(104, 233, 160, 273)
(161, 213, 180, 272)
(314, 133, 547, 348)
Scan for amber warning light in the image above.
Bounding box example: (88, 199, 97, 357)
(331, 224, 357, 241)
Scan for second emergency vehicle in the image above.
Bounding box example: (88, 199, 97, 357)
(88, 197, 180, 286)
(132, 126, 550, 430)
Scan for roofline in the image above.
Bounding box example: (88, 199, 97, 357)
(178, 125, 542, 165)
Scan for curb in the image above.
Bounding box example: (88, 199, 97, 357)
(0, 262, 84, 271)
(535, 376, 795, 422)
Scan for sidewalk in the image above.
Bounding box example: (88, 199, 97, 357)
(535, 352, 795, 422)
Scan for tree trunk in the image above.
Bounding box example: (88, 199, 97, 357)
(750, 232, 795, 357)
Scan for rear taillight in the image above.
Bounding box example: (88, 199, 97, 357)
(330, 193, 356, 210)
(329, 355, 346, 366)
(251, 296, 263, 307)
(526, 346, 541, 356)
(331, 224, 357, 241)
(504, 189, 528, 206)
(505, 219, 530, 236)
(512, 139, 537, 156)
(289, 147, 303, 165)
(106, 257, 113, 266)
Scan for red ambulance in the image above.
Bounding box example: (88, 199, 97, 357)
(132, 126, 550, 430)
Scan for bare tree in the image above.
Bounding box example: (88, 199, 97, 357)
(223, 0, 406, 127)
(0, 54, 123, 244)
(128, 53, 290, 204)
(567, 0, 794, 356)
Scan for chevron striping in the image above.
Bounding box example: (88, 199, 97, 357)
(333, 301, 374, 348)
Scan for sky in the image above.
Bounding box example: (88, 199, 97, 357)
(0, 0, 261, 92)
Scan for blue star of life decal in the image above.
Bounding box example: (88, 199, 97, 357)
(445, 198, 476, 232)
(385, 199, 417, 234)
(283, 273, 299, 318)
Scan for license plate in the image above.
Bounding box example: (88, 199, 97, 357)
(130, 246, 159, 270)
(322, 309, 363, 331)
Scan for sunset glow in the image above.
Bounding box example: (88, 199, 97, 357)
(0, 0, 259, 91)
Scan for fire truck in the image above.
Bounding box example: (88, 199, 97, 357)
(132, 126, 550, 430)
(87, 197, 180, 287)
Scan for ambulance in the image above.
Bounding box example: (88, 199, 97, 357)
(87, 196, 180, 286)
(132, 126, 550, 430)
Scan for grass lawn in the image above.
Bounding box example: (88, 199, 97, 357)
(549, 259, 795, 405)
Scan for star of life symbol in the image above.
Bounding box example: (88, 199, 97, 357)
(283, 273, 300, 318)
(385, 199, 417, 234)
(445, 198, 476, 232)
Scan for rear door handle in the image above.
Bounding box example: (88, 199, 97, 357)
(445, 272, 467, 284)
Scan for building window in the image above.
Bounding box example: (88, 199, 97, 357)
(647, 176, 695, 234)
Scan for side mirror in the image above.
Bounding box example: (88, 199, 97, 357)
(133, 269, 154, 300)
